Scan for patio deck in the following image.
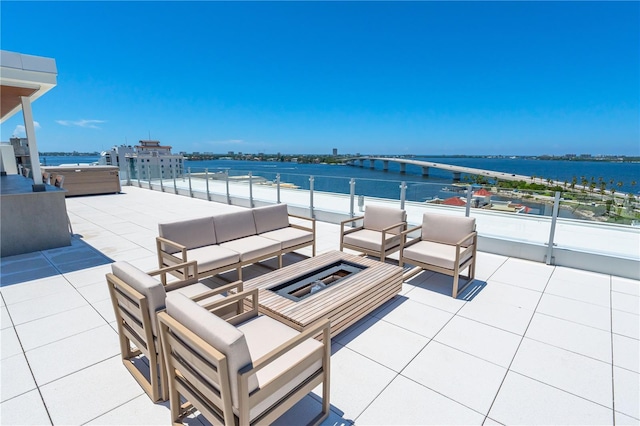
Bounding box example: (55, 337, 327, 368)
(1, 186, 638, 425)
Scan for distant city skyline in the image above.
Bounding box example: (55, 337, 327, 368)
(1, 1, 638, 156)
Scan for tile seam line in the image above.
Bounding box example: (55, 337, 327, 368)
(609, 274, 616, 423)
(483, 264, 556, 420)
(2, 305, 55, 425)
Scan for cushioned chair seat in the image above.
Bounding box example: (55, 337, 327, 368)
(186, 245, 240, 272)
(259, 227, 313, 249)
(403, 240, 473, 270)
(220, 235, 281, 261)
(237, 316, 324, 420)
(343, 229, 401, 252)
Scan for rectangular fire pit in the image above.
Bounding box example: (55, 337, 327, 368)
(269, 260, 366, 302)
(243, 251, 404, 339)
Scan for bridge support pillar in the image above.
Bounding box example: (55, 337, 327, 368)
(383, 160, 389, 171)
(358, 159, 364, 167)
(400, 163, 406, 174)
(369, 159, 375, 169)
(421, 166, 429, 177)
(453, 172, 462, 182)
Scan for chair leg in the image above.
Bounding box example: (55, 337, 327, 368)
(452, 272, 460, 299)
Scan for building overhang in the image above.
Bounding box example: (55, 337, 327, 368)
(1, 50, 57, 123)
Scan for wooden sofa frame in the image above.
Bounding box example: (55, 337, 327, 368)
(156, 208, 316, 282)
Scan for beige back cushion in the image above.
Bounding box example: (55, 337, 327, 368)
(363, 205, 406, 234)
(158, 216, 217, 252)
(213, 210, 257, 243)
(165, 292, 258, 408)
(111, 261, 166, 335)
(421, 213, 476, 246)
(253, 204, 290, 234)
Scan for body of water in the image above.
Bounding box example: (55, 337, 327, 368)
(41, 154, 639, 197)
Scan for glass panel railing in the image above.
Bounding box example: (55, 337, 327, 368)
(132, 167, 640, 262)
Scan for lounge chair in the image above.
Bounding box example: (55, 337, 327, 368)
(340, 205, 407, 261)
(400, 213, 477, 298)
(106, 260, 243, 402)
(158, 289, 331, 425)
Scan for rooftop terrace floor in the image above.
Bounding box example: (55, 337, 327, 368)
(1, 186, 638, 425)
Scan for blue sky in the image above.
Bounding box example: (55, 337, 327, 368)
(1, 1, 638, 156)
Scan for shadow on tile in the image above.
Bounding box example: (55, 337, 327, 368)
(411, 271, 487, 301)
(1, 237, 112, 286)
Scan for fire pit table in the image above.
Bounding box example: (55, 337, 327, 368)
(242, 250, 404, 339)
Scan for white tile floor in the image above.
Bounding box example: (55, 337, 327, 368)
(0, 185, 638, 425)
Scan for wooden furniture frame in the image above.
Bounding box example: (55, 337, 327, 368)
(158, 289, 331, 425)
(106, 261, 243, 402)
(339, 206, 407, 262)
(243, 251, 403, 339)
(400, 214, 477, 298)
(157, 205, 316, 282)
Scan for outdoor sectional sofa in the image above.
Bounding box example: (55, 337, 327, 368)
(156, 203, 316, 281)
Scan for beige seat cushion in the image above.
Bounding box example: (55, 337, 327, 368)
(185, 245, 240, 273)
(165, 292, 258, 409)
(259, 227, 313, 249)
(213, 210, 257, 243)
(111, 261, 166, 335)
(343, 229, 401, 253)
(158, 216, 216, 253)
(253, 204, 290, 234)
(363, 205, 406, 234)
(220, 235, 281, 262)
(403, 240, 473, 271)
(237, 315, 324, 420)
(421, 213, 475, 246)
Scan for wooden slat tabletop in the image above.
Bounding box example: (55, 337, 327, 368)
(244, 251, 403, 334)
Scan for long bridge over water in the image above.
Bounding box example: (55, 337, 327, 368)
(345, 156, 538, 184)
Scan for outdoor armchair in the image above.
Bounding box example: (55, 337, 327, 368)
(400, 212, 477, 298)
(340, 205, 407, 261)
(158, 289, 331, 426)
(106, 260, 243, 402)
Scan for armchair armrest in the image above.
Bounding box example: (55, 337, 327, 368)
(202, 288, 259, 325)
(400, 225, 423, 249)
(189, 280, 243, 303)
(455, 231, 477, 248)
(380, 221, 407, 234)
(237, 317, 330, 393)
(340, 215, 365, 238)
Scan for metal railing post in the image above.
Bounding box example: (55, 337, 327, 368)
(188, 167, 193, 197)
(205, 168, 210, 201)
(147, 165, 152, 189)
(349, 178, 356, 218)
(173, 166, 177, 194)
(465, 185, 473, 216)
(276, 173, 281, 204)
(309, 176, 315, 218)
(225, 171, 231, 204)
(545, 191, 561, 265)
(159, 168, 164, 192)
(400, 181, 407, 210)
(249, 172, 254, 208)
(136, 163, 141, 187)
